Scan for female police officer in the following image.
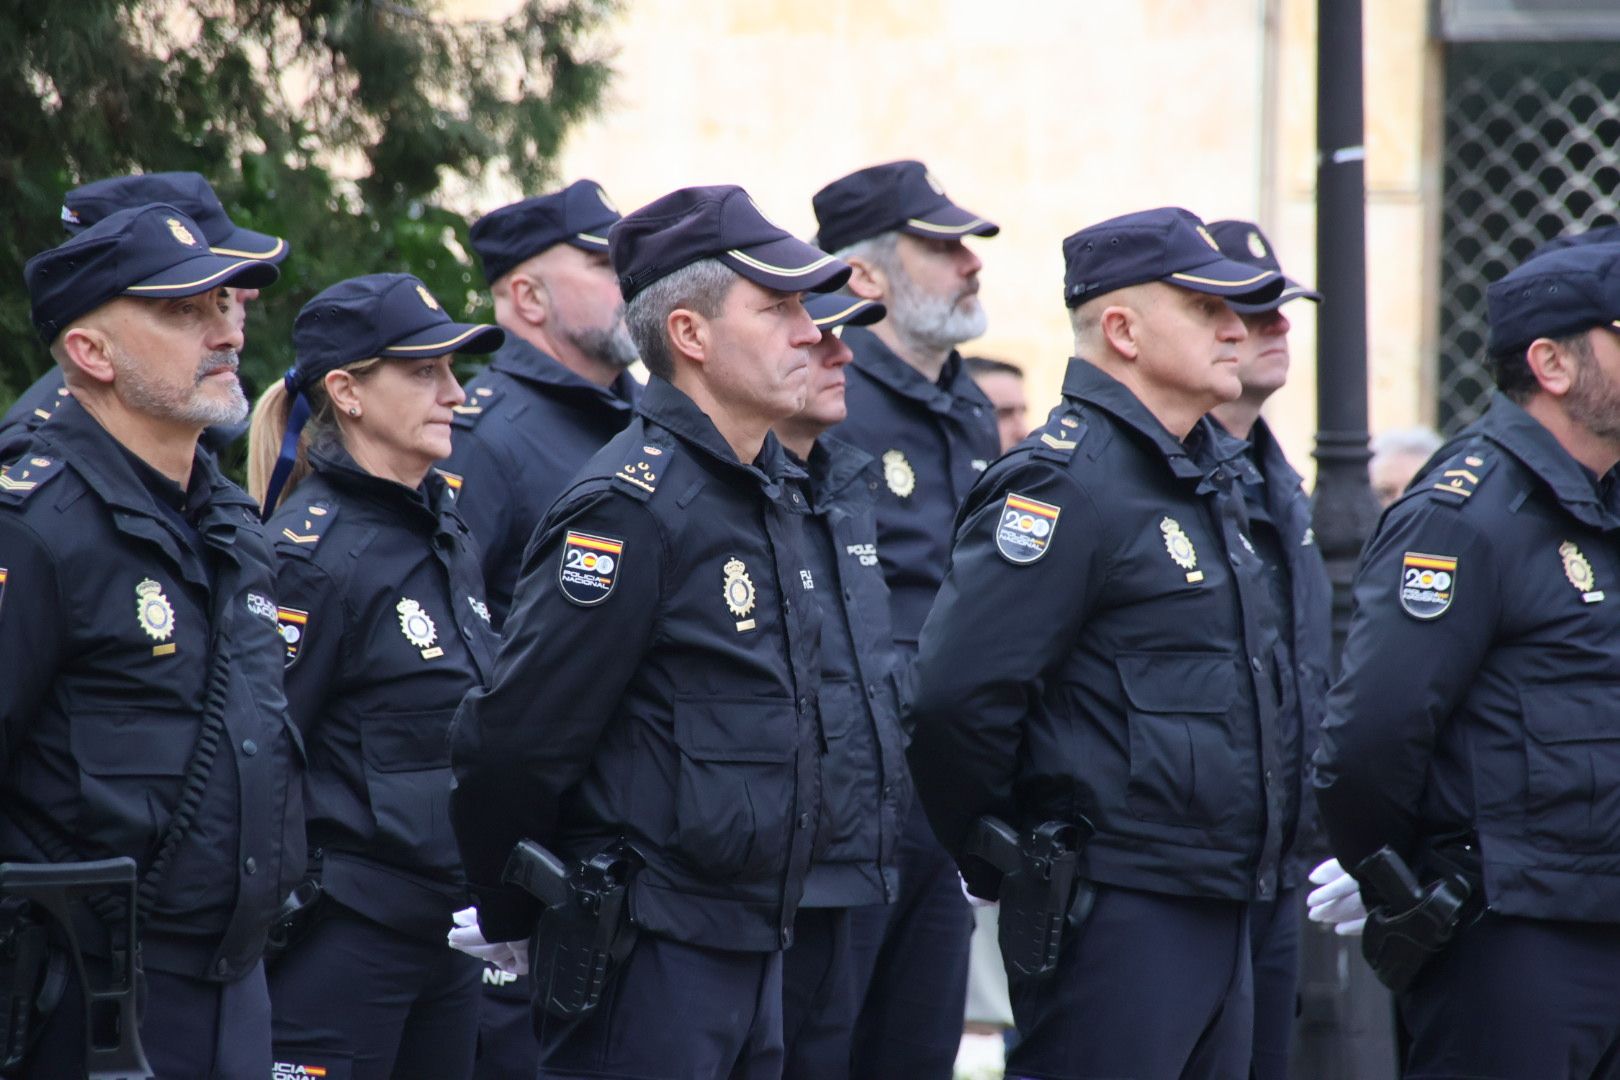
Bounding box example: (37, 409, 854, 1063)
(245, 273, 503, 1079)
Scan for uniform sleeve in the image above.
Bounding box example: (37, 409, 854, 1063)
(907, 461, 1105, 870)
(448, 489, 662, 940)
(0, 517, 67, 770)
(272, 556, 346, 738)
(1312, 500, 1500, 870)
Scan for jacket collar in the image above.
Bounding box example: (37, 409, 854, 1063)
(306, 443, 455, 531)
(842, 325, 975, 417)
(637, 377, 805, 497)
(1478, 392, 1617, 528)
(488, 335, 638, 410)
(1061, 358, 1225, 487)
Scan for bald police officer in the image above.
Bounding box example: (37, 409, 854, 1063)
(909, 207, 1288, 1077)
(449, 185, 845, 1077)
(1315, 240, 1620, 1077)
(812, 159, 1001, 1079)
(1, 205, 302, 1077)
(444, 180, 639, 629)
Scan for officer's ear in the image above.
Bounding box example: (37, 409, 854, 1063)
(1097, 303, 1143, 361)
(844, 256, 888, 302)
(55, 321, 119, 387)
(505, 273, 552, 329)
(1525, 336, 1578, 399)
(665, 306, 710, 367)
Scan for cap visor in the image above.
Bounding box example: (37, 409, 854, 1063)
(381, 321, 506, 358)
(902, 204, 999, 240)
(569, 231, 612, 251)
(806, 295, 885, 329)
(123, 254, 279, 297)
(1166, 256, 1284, 302)
(1229, 277, 1322, 314)
(209, 226, 289, 265)
(721, 236, 851, 294)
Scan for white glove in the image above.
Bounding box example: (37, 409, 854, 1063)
(958, 874, 997, 909)
(1306, 858, 1367, 936)
(448, 906, 530, 974)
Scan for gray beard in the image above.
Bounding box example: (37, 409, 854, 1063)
(886, 267, 988, 352)
(114, 347, 250, 428)
(569, 313, 640, 371)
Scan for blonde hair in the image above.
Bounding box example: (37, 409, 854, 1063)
(246, 358, 383, 513)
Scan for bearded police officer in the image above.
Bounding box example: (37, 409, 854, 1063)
(1204, 219, 1331, 1080)
(811, 159, 1000, 1079)
(773, 293, 910, 1079)
(0, 205, 302, 1077)
(443, 180, 639, 630)
(449, 185, 846, 1077)
(0, 171, 288, 455)
(908, 207, 1289, 1077)
(1313, 241, 1620, 1076)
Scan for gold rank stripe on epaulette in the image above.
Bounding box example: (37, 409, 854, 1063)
(0, 456, 64, 497)
(613, 444, 666, 496)
(451, 386, 502, 425)
(278, 502, 336, 546)
(1040, 432, 1077, 451)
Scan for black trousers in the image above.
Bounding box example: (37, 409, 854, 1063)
(782, 906, 859, 1080)
(1247, 885, 1301, 1080)
(1006, 885, 1252, 1080)
(537, 934, 783, 1080)
(471, 968, 537, 1080)
(1400, 912, 1620, 1080)
(846, 802, 973, 1080)
(268, 906, 480, 1080)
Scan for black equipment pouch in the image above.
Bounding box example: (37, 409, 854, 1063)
(263, 870, 326, 965)
(0, 858, 152, 1079)
(502, 839, 644, 1020)
(966, 816, 1092, 979)
(1355, 845, 1474, 994)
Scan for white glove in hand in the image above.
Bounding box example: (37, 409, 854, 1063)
(448, 906, 531, 974)
(1306, 858, 1367, 936)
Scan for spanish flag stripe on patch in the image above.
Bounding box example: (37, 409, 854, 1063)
(1005, 494, 1059, 518)
(1404, 555, 1457, 570)
(277, 608, 308, 625)
(567, 533, 623, 555)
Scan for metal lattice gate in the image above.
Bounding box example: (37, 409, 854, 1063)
(1438, 43, 1620, 432)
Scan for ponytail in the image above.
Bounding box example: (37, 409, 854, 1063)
(246, 358, 385, 517)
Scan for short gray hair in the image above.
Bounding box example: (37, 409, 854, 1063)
(1370, 426, 1444, 462)
(625, 258, 739, 380)
(834, 232, 899, 279)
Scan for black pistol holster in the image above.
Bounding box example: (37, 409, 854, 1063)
(0, 857, 152, 1079)
(502, 839, 643, 1020)
(1356, 843, 1478, 994)
(965, 816, 1093, 979)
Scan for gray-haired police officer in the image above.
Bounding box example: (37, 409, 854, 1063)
(0, 204, 302, 1076)
(908, 207, 1289, 1078)
(773, 293, 909, 1080)
(1206, 219, 1330, 1080)
(449, 185, 845, 1077)
(0, 171, 288, 456)
(1314, 241, 1620, 1077)
(811, 159, 1000, 1079)
(247, 274, 505, 1080)
(443, 180, 639, 630)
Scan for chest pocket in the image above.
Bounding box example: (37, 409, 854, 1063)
(671, 695, 796, 882)
(358, 708, 458, 877)
(1520, 683, 1620, 853)
(1117, 652, 1243, 830)
(72, 711, 193, 858)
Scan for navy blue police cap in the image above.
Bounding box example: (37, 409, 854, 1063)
(260, 273, 505, 517)
(805, 292, 886, 330)
(1061, 207, 1285, 309)
(1207, 220, 1322, 314)
(25, 203, 281, 344)
(469, 179, 621, 285)
(1531, 223, 1620, 259)
(1486, 242, 1620, 355)
(812, 160, 999, 255)
(62, 171, 288, 263)
(610, 185, 851, 302)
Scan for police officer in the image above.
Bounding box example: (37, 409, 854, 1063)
(908, 207, 1289, 1077)
(773, 293, 909, 1079)
(810, 159, 1000, 1078)
(0, 204, 300, 1076)
(0, 172, 288, 454)
(448, 185, 846, 1077)
(1206, 219, 1331, 1080)
(242, 274, 504, 1079)
(443, 179, 639, 629)
(965, 356, 1031, 454)
(1313, 241, 1620, 1076)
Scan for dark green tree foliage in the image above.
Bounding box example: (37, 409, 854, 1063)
(0, 0, 617, 411)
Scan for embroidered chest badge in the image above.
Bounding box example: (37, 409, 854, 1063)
(724, 557, 757, 632)
(397, 597, 443, 659)
(1560, 541, 1604, 604)
(1160, 517, 1203, 583)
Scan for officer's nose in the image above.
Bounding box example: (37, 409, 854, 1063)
(1218, 304, 1247, 343)
(957, 243, 983, 278)
(1270, 309, 1292, 336)
(788, 302, 820, 348)
(443, 366, 467, 407)
(209, 300, 245, 353)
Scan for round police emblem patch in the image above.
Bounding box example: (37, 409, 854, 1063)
(1160, 517, 1198, 570)
(558, 531, 624, 606)
(135, 578, 175, 641)
(1399, 552, 1457, 620)
(882, 450, 916, 498)
(397, 598, 438, 648)
(994, 492, 1061, 565)
(723, 557, 756, 617)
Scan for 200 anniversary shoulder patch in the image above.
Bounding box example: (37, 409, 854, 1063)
(559, 531, 624, 605)
(995, 492, 1061, 565)
(1399, 551, 1456, 619)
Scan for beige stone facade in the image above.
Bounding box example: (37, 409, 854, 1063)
(457, 0, 1442, 476)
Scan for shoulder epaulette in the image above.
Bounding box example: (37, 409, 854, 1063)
(0, 454, 66, 505)
(450, 385, 504, 429)
(609, 436, 675, 502)
(273, 498, 340, 555)
(1424, 450, 1497, 506)
(432, 467, 464, 501)
(1029, 407, 1088, 464)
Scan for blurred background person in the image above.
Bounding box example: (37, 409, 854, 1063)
(964, 356, 1031, 453)
(1369, 426, 1444, 508)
